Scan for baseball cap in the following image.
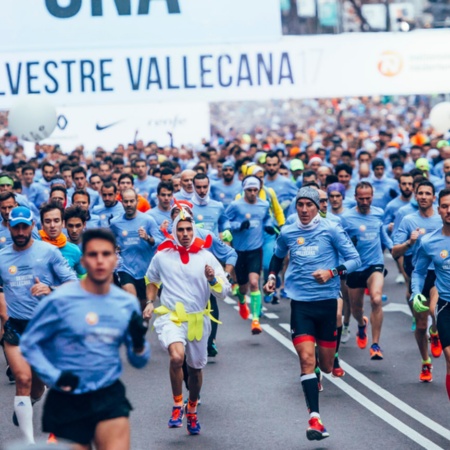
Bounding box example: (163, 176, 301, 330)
(290, 159, 304, 172)
(416, 157, 430, 171)
(9, 206, 33, 227)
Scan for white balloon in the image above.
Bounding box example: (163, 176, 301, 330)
(429, 102, 450, 135)
(8, 96, 57, 142)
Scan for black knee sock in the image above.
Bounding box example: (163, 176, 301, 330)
(301, 373, 319, 414)
(208, 295, 219, 346)
(182, 356, 189, 390)
(335, 326, 343, 355)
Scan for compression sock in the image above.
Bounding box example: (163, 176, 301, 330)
(333, 353, 340, 368)
(250, 290, 262, 320)
(336, 326, 343, 353)
(14, 396, 35, 444)
(187, 399, 198, 414)
(301, 373, 319, 416)
(237, 291, 246, 305)
(446, 375, 450, 401)
(422, 357, 432, 364)
(173, 394, 183, 407)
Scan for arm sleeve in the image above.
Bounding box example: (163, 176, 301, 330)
(380, 222, 394, 251)
(274, 230, 289, 259)
(209, 233, 237, 266)
(268, 188, 286, 227)
(124, 302, 150, 369)
(411, 241, 431, 297)
(225, 204, 241, 231)
(218, 204, 230, 232)
(393, 217, 410, 245)
(383, 204, 394, 226)
(147, 217, 162, 247)
(146, 254, 161, 284)
(332, 223, 362, 273)
(20, 299, 62, 387)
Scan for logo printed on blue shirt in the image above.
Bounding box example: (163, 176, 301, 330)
(198, 215, 203, 221)
(359, 225, 366, 232)
(86, 312, 99, 326)
(8, 266, 17, 275)
(122, 230, 128, 236)
(297, 237, 305, 245)
(441, 250, 448, 259)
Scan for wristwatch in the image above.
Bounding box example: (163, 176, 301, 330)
(331, 268, 339, 278)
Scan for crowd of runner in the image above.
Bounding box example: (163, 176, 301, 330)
(2, 108, 450, 447)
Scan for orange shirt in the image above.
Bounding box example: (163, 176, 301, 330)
(116, 193, 151, 213)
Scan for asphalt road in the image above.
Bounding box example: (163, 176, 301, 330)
(2, 255, 450, 449)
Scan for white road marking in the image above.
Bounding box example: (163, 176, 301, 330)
(383, 303, 412, 316)
(261, 323, 446, 450)
(263, 313, 279, 319)
(223, 297, 236, 305)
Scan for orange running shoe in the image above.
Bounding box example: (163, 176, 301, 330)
(47, 433, 58, 444)
(429, 328, 442, 358)
(356, 316, 368, 349)
(419, 363, 433, 382)
(238, 301, 250, 320)
(370, 343, 383, 360)
(251, 319, 262, 335)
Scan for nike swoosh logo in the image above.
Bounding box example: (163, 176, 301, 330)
(95, 120, 122, 131)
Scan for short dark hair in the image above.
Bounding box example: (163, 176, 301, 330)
(132, 158, 147, 167)
(193, 173, 209, 184)
(22, 164, 35, 174)
(160, 168, 175, 177)
(157, 181, 174, 195)
(439, 188, 450, 204)
(336, 163, 353, 176)
(355, 181, 373, 195)
(50, 186, 67, 199)
(40, 200, 64, 223)
(0, 191, 16, 204)
(71, 166, 87, 177)
(64, 205, 88, 224)
(265, 151, 280, 162)
(41, 162, 54, 171)
(118, 173, 134, 185)
(325, 174, 338, 186)
(416, 179, 435, 195)
(72, 189, 90, 204)
(82, 228, 116, 254)
(372, 158, 385, 169)
(89, 173, 102, 183)
(399, 173, 413, 183)
(303, 181, 320, 189)
(302, 170, 317, 179)
(358, 151, 371, 160)
(101, 181, 117, 193)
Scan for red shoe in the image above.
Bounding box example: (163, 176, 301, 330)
(47, 433, 58, 444)
(306, 417, 330, 441)
(251, 319, 262, 335)
(356, 316, 368, 349)
(238, 301, 250, 320)
(419, 363, 433, 382)
(429, 328, 442, 358)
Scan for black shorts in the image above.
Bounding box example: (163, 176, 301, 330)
(43, 379, 133, 445)
(290, 299, 337, 348)
(403, 254, 414, 278)
(235, 248, 262, 286)
(118, 271, 146, 301)
(346, 265, 386, 289)
(436, 299, 450, 349)
(408, 270, 436, 299)
(2, 318, 29, 346)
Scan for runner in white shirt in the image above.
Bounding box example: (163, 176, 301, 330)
(143, 209, 230, 436)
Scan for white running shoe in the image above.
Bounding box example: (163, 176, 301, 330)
(395, 274, 405, 284)
(341, 326, 350, 343)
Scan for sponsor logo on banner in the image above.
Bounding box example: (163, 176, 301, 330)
(378, 51, 403, 77)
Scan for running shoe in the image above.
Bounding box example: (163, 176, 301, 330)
(263, 294, 273, 304)
(332, 358, 345, 377)
(47, 433, 58, 443)
(186, 411, 201, 435)
(341, 326, 350, 344)
(238, 301, 250, 320)
(207, 342, 218, 357)
(306, 417, 330, 441)
(184, 396, 202, 406)
(419, 363, 433, 383)
(395, 274, 405, 284)
(6, 365, 15, 383)
(370, 343, 383, 360)
(251, 319, 262, 335)
(271, 295, 280, 305)
(168, 406, 184, 428)
(356, 316, 368, 349)
(429, 328, 442, 358)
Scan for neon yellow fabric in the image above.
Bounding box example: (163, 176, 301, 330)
(154, 301, 222, 341)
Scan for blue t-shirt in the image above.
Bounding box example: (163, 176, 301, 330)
(274, 219, 361, 301)
(110, 212, 161, 278)
(412, 229, 450, 302)
(225, 198, 272, 251)
(210, 179, 241, 207)
(264, 175, 298, 209)
(340, 206, 393, 271)
(134, 176, 160, 199)
(383, 196, 411, 226)
(20, 282, 150, 393)
(93, 202, 125, 227)
(0, 240, 77, 319)
(192, 200, 229, 235)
